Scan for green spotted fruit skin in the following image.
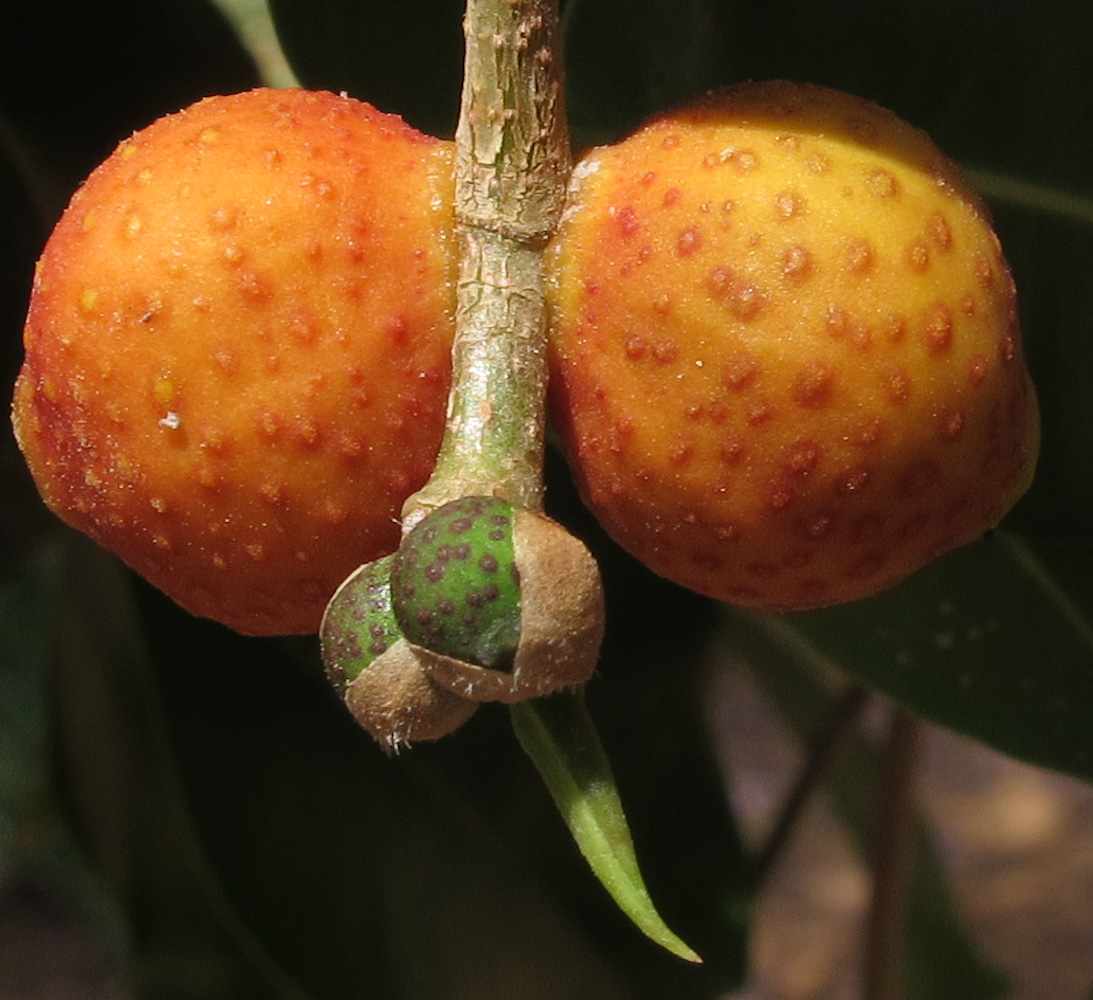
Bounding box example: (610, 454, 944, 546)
(320, 554, 402, 695)
(391, 496, 522, 669)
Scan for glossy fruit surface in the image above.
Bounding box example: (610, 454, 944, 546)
(12, 88, 456, 634)
(547, 80, 1039, 610)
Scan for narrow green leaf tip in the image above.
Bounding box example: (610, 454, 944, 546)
(510, 691, 702, 964)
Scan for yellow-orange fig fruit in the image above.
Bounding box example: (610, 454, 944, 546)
(547, 81, 1039, 610)
(13, 88, 456, 634)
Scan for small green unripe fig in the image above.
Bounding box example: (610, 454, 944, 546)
(321, 555, 402, 695)
(392, 496, 522, 668)
(321, 556, 477, 750)
(392, 496, 605, 704)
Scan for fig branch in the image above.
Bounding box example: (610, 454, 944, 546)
(401, 0, 570, 528)
(374, 0, 698, 961)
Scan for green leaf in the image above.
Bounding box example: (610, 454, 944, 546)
(738, 532, 1093, 785)
(510, 690, 702, 964)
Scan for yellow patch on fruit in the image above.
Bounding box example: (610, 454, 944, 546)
(547, 81, 1039, 610)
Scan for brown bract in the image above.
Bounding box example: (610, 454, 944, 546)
(417, 509, 605, 703)
(546, 81, 1039, 610)
(12, 88, 457, 634)
(344, 639, 478, 751)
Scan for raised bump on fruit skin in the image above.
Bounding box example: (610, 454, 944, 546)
(967, 353, 991, 386)
(731, 149, 759, 173)
(800, 511, 834, 539)
(333, 430, 367, 462)
(746, 400, 774, 426)
(938, 407, 965, 440)
(237, 270, 273, 303)
(844, 238, 875, 275)
(290, 310, 321, 346)
(826, 304, 849, 340)
(291, 416, 322, 449)
(612, 204, 641, 240)
(208, 205, 240, 231)
(256, 410, 282, 439)
(719, 438, 747, 465)
(878, 314, 906, 343)
(881, 366, 912, 405)
(651, 339, 678, 364)
(199, 423, 238, 462)
(220, 244, 245, 268)
(195, 463, 222, 491)
(782, 243, 813, 281)
(706, 267, 768, 319)
(850, 323, 873, 351)
(768, 482, 794, 511)
(865, 167, 900, 198)
(923, 302, 954, 354)
(321, 498, 348, 524)
(852, 415, 885, 448)
(623, 334, 647, 361)
(300, 174, 335, 200)
(673, 224, 703, 257)
(774, 190, 805, 219)
(904, 241, 930, 272)
(973, 252, 995, 288)
(928, 212, 953, 251)
(255, 478, 286, 506)
(784, 438, 822, 475)
(669, 439, 694, 467)
(793, 361, 834, 409)
(721, 352, 761, 391)
(213, 349, 238, 377)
